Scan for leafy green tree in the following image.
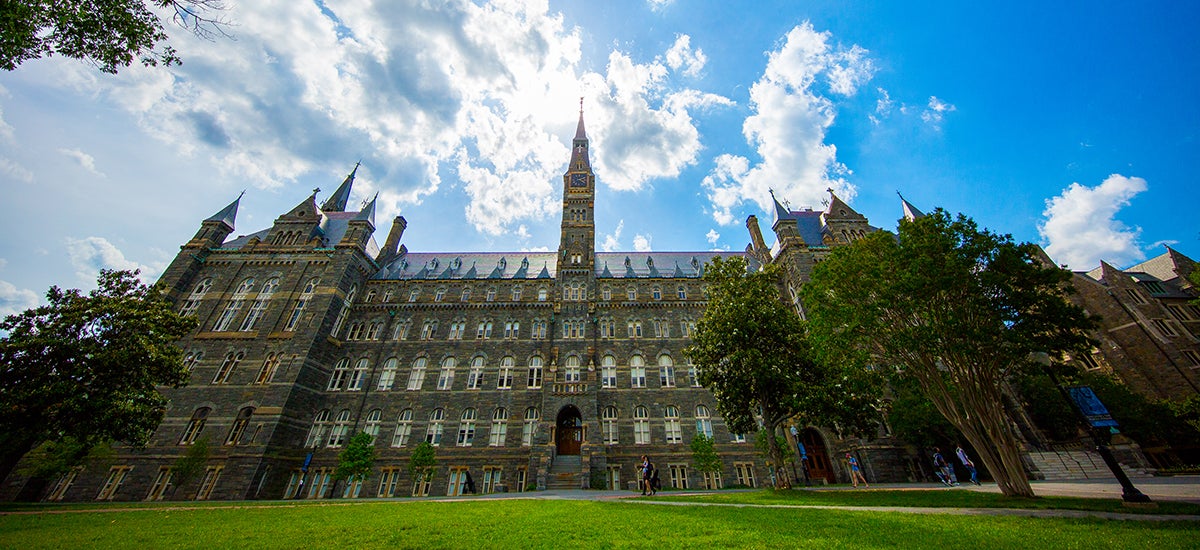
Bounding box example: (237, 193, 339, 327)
(408, 441, 437, 490)
(802, 210, 1095, 498)
(0, 0, 228, 74)
(885, 375, 962, 450)
(336, 432, 377, 493)
(686, 256, 881, 489)
(0, 269, 197, 485)
(689, 434, 721, 487)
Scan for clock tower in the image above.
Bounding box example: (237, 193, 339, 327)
(559, 101, 595, 276)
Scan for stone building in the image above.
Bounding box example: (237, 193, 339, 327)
(19, 110, 912, 503)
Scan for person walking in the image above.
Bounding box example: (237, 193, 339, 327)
(932, 447, 957, 486)
(956, 445, 980, 485)
(640, 455, 652, 495)
(649, 465, 661, 495)
(846, 453, 869, 489)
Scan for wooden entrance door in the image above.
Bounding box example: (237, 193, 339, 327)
(556, 406, 583, 455)
(802, 428, 835, 484)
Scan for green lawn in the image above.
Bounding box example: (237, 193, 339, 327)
(0, 496, 1197, 549)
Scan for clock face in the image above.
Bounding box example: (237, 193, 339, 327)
(570, 173, 588, 187)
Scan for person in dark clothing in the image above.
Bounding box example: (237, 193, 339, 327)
(650, 466, 661, 495)
(464, 471, 476, 494)
(640, 455, 652, 495)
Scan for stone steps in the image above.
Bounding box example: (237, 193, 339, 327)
(1026, 450, 1154, 481)
(546, 455, 582, 490)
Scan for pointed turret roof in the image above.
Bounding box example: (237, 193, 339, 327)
(568, 100, 591, 172)
(574, 100, 587, 141)
(823, 189, 862, 219)
(353, 192, 377, 229)
(770, 189, 795, 224)
(898, 192, 925, 221)
(205, 192, 243, 230)
(321, 163, 358, 212)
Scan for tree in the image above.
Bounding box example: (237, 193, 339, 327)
(685, 256, 880, 489)
(171, 435, 210, 492)
(336, 431, 377, 496)
(802, 210, 1095, 498)
(689, 434, 721, 488)
(0, 269, 197, 485)
(0, 0, 229, 74)
(408, 441, 437, 492)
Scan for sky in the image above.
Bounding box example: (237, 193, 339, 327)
(1, 0, 1197, 316)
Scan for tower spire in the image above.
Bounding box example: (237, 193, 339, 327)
(321, 163, 359, 212)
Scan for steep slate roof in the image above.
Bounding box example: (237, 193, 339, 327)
(320, 164, 358, 212)
(371, 251, 754, 280)
(205, 193, 242, 230)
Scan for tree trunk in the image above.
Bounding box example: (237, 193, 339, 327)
(763, 422, 791, 489)
(951, 396, 1034, 498)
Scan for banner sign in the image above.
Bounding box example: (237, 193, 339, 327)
(1068, 386, 1120, 428)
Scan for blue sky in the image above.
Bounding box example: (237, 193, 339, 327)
(0, 1, 1197, 314)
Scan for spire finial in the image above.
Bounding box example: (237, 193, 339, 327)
(579, 96, 584, 114)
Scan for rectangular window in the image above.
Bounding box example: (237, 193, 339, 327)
(47, 467, 81, 501)
(308, 468, 334, 499)
(701, 470, 723, 490)
(634, 419, 650, 445)
(146, 467, 174, 501)
(482, 467, 502, 493)
(1125, 288, 1147, 304)
(606, 466, 621, 491)
(734, 463, 756, 488)
(378, 467, 402, 497)
(631, 367, 646, 388)
(669, 464, 688, 489)
(96, 466, 132, 500)
(412, 468, 433, 497)
(195, 465, 224, 500)
(602, 366, 617, 388)
(516, 468, 528, 492)
(1152, 318, 1180, 337)
(1182, 349, 1200, 367)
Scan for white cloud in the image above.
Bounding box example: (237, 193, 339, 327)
(870, 87, 893, 125)
(64, 236, 163, 283)
(0, 157, 32, 183)
(1039, 174, 1148, 269)
(921, 95, 956, 125)
(600, 220, 625, 252)
(57, 148, 105, 177)
(705, 229, 719, 245)
(647, 0, 674, 11)
(702, 21, 872, 226)
(0, 279, 39, 318)
(632, 234, 653, 252)
(665, 35, 707, 77)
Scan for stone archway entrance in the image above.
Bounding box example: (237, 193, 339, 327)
(802, 428, 836, 484)
(555, 405, 583, 455)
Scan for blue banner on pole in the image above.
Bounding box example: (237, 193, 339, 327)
(1068, 386, 1120, 428)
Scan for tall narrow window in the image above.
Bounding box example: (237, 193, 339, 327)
(664, 405, 682, 443)
(634, 406, 650, 444)
(467, 356, 485, 389)
(212, 351, 243, 384)
(363, 409, 382, 440)
(347, 358, 370, 391)
(305, 410, 331, 447)
(214, 278, 255, 331)
(564, 355, 581, 383)
(489, 408, 508, 447)
(527, 356, 543, 389)
(392, 409, 413, 447)
(183, 350, 204, 372)
(225, 407, 254, 445)
(179, 278, 212, 317)
(407, 357, 427, 390)
(254, 352, 281, 384)
(659, 355, 675, 387)
(421, 319, 438, 340)
(96, 466, 132, 500)
(180, 407, 211, 444)
(602, 406, 618, 445)
(327, 358, 351, 391)
(146, 467, 174, 501)
(195, 465, 224, 500)
(601, 354, 617, 388)
(497, 356, 514, 389)
(377, 357, 399, 390)
(392, 319, 412, 340)
(437, 357, 456, 390)
(696, 405, 713, 438)
(284, 278, 319, 331)
(630, 355, 646, 388)
(521, 407, 539, 446)
(476, 320, 493, 339)
(504, 320, 520, 339)
(511, 285, 522, 301)
(331, 285, 357, 338)
(457, 408, 477, 446)
(426, 409, 445, 446)
(327, 409, 352, 447)
(239, 277, 278, 331)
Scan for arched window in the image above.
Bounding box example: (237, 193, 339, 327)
(497, 356, 514, 389)
(284, 277, 319, 331)
(467, 356, 485, 389)
(327, 409, 352, 447)
(602, 406, 618, 445)
(327, 358, 351, 391)
(457, 408, 477, 447)
(180, 278, 212, 317)
(180, 407, 210, 444)
(348, 357, 370, 391)
(225, 407, 255, 445)
(363, 409, 383, 440)
(664, 405, 682, 444)
(254, 352, 281, 385)
(426, 408, 445, 446)
(406, 357, 427, 390)
(437, 357, 456, 390)
(212, 351, 243, 384)
(659, 355, 675, 388)
(213, 278, 255, 331)
(304, 409, 331, 447)
(601, 354, 617, 388)
(527, 356, 543, 389)
(696, 405, 713, 438)
(377, 357, 399, 390)
(633, 406, 650, 444)
(239, 277, 278, 331)
(331, 285, 357, 338)
(392, 409, 413, 447)
(630, 355, 646, 388)
(564, 355, 581, 383)
(521, 407, 539, 446)
(489, 408, 509, 447)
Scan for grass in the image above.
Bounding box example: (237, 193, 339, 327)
(649, 487, 1200, 515)
(0, 494, 1197, 549)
